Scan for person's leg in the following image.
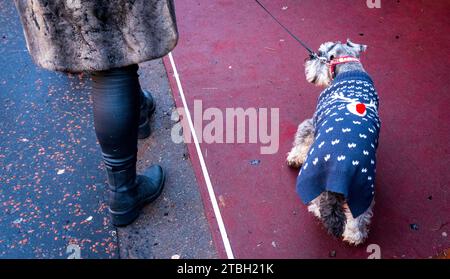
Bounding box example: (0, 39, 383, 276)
(91, 64, 165, 226)
(92, 65, 140, 172)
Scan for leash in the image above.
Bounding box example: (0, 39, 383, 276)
(254, 0, 318, 58)
(255, 0, 360, 79)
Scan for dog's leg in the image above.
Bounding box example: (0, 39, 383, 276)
(287, 118, 315, 168)
(307, 195, 322, 218)
(342, 200, 375, 245)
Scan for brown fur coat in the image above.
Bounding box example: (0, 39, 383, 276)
(14, 0, 178, 72)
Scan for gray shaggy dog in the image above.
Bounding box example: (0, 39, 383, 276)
(288, 39, 379, 245)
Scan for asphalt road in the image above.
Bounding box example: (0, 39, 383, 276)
(0, 1, 216, 259)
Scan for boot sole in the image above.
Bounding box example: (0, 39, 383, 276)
(110, 170, 165, 227)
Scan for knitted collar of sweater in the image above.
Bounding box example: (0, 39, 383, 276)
(332, 70, 373, 85)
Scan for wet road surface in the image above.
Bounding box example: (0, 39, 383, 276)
(0, 1, 216, 259)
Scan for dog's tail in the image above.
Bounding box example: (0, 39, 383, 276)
(319, 191, 346, 238)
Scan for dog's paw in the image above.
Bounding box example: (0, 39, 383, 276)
(286, 159, 302, 168)
(286, 152, 303, 168)
(342, 230, 368, 246)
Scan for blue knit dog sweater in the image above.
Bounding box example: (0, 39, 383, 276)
(296, 71, 380, 218)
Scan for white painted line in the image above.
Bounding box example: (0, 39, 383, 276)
(168, 52, 235, 259)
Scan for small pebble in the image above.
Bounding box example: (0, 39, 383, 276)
(171, 254, 181, 259)
(410, 223, 419, 231)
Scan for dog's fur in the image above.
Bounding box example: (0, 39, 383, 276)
(287, 39, 375, 245)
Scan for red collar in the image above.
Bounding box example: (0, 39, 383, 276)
(329, 56, 360, 79)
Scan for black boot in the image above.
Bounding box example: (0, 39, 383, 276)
(138, 89, 156, 139)
(106, 164, 165, 226)
(91, 64, 165, 227)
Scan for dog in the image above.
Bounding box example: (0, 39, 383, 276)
(287, 39, 380, 245)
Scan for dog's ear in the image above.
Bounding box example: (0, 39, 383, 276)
(346, 39, 367, 53)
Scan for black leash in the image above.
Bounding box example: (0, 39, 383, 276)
(254, 0, 317, 58)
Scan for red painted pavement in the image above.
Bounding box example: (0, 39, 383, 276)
(163, 0, 450, 258)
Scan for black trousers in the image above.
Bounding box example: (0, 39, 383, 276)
(91, 64, 142, 172)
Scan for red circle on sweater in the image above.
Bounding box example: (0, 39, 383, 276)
(356, 103, 366, 114)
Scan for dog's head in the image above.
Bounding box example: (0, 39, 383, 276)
(305, 39, 367, 87)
